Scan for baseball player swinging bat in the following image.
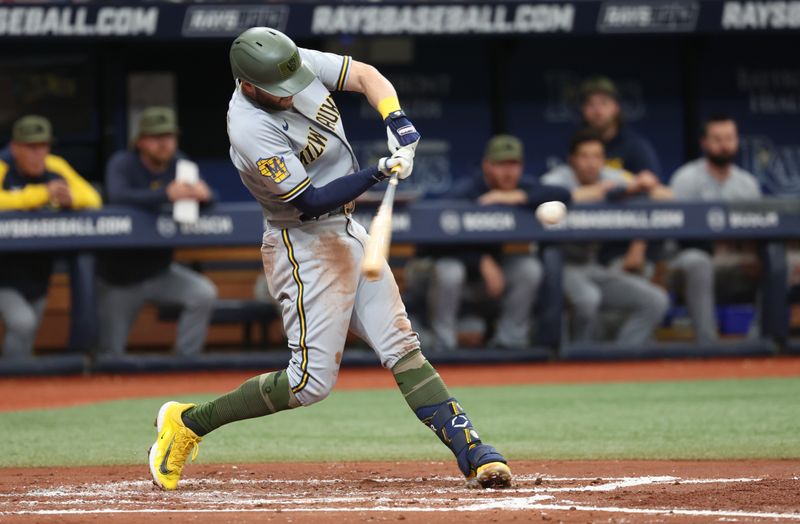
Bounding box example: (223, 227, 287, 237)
(148, 27, 512, 494)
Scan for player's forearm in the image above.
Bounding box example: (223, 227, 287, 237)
(291, 166, 382, 218)
(649, 185, 674, 201)
(0, 186, 50, 210)
(65, 179, 102, 209)
(345, 61, 398, 116)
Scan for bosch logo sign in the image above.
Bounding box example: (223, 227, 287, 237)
(706, 207, 728, 232)
(156, 216, 177, 238)
(439, 211, 461, 235)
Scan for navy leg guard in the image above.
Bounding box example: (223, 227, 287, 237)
(415, 397, 507, 478)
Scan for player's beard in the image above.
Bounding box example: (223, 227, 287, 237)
(707, 151, 736, 168)
(254, 89, 294, 112)
(593, 115, 620, 139)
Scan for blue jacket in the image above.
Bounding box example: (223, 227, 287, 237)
(98, 150, 214, 285)
(604, 126, 662, 178)
(0, 151, 100, 300)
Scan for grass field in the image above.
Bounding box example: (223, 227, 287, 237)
(3, 377, 799, 468)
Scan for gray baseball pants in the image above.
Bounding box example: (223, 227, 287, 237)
(608, 248, 718, 344)
(96, 263, 217, 355)
(0, 289, 46, 359)
(667, 248, 718, 343)
(563, 262, 668, 345)
(262, 215, 419, 406)
(427, 255, 542, 349)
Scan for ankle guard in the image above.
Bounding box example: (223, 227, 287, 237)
(415, 397, 506, 477)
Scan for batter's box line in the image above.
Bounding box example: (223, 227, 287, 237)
(4, 502, 800, 521)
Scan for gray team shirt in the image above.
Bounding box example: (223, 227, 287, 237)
(228, 48, 358, 228)
(541, 164, 630, 264)
(670, 159, 762, 201)
(540, 164, 630, 190)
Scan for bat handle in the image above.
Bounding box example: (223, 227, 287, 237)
(388, 167, 400, 186)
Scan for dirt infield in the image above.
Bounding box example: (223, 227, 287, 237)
(3, 356, 800, 412)
(1, 461, 799, 522)
(2, 357, 800, 521)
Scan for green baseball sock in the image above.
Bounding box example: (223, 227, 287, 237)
(182, 369, 298, 436)
(392, 349, 452, 411)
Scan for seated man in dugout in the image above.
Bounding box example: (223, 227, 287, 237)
(669, 114, 764, 338)
(578, 75, 672, 291)
(96, 107, 217, 356)
(0, 115, 102, 359)
(541, 129, 669, 346)
(410, 134, 570, 350)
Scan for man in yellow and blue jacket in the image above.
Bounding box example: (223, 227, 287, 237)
(0, 115, 101, 359)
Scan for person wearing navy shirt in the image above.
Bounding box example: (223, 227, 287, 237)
(579, 76, 666, 283)
(96, 107, 217, 356)
(413, 135, 570, 350)
(579, 76, 662, 179)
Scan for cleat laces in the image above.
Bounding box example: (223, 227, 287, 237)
(168, 428, 201, 473)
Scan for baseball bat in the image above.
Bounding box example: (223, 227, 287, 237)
(361, 170, 400, 281)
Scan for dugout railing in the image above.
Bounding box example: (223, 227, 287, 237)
(0, 199, 797, 374)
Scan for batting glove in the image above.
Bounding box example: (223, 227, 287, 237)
(377, 145, 415, 180)
(385, 110, 421, 152)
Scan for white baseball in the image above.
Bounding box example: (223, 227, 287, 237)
(535, 201, 567, 225)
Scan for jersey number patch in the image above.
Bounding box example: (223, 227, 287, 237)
(257, 156, 290, 184)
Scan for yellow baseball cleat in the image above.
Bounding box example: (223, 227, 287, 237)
(148, 401, 202, 490)
(467, 461, 513, 489)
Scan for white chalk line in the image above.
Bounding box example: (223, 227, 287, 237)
(15, 494, 547, 508)
(2, 474, 762, 495)
(0, 473, 732, 493)
(2, 475, 797, 520)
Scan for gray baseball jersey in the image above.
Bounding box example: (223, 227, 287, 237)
(540, 164, 630, 190)
(670, 159, 762, 201)
(228, 48, 360, 229)
(227, 48, 419, 406)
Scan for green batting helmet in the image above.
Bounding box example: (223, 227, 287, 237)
(230, 28, 315, 97)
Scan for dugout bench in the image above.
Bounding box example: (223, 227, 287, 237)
(0, 200, 796, 365)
